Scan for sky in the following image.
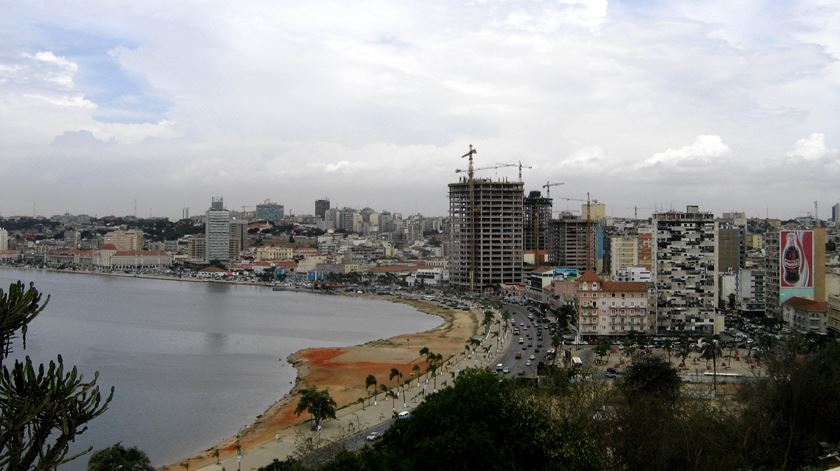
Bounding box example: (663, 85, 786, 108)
(1, 0, 839, 220)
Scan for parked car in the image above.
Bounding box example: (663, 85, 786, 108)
(366, 431, 382, 441)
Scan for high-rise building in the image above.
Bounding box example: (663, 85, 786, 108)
(205, 197, 231, 263)
(833, 203, 840, 223)
(582, 201, 606, 222)
(0, 228, 8, 251)
(255, 200, 284, 223)
(523, 191, 552, 251)
(448, 178, 524, 292)
(638, 228, 653, 270)
(609, 236, 639, 278)
(764, 231, 781, 319)
(547, 215, 591, 272)
(737, 269, 765, 313)
(654, 206, 719, 334)
(315, 199, 330, 219)
(717, 225, 745, 273)
(230, 220, 248, 259)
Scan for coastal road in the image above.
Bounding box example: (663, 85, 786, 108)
(495, 303, 551, 378)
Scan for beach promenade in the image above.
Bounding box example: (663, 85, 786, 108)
(168, 305, 512, 471)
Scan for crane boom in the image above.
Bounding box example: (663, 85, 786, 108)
(542, 181, 565, 198)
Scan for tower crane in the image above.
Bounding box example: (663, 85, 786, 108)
(555, 193, 599, 274)
(625, 205, 655, 219)
(495, 161, 532, 181)
(542, 181, 565, 198)
(455, 163, 513, 176)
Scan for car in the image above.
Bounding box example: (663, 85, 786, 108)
(522, 345, 527, 350)
(502, 367, 510, 374)
(529, 354, 536, 360)
(525, 360, 532, 366)
(397, 411, 411, 420)
(535, 348, 540, 353)
(527, 343, 532, 348)
(496, 363, 504, 372)
(366, 431, 382, 441)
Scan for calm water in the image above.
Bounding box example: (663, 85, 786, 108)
(0, 269, 440, 470)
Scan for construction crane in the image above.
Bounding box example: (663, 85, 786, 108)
(455, 163, 513, 176)
(555, 193, 598, 274)
(626, 205, 655, 219)
(495, 161, 532, 181)
(542, 181, 565, 198)
(460, 144, 478, 292)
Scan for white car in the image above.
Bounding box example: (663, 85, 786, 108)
(525, 360, 532, 366)
(529, 354, 536, 360)
(366, 431, 382, 441)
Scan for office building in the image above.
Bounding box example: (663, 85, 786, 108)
(205, 197, 231, 263)
(315, 199, 330, 219)
(523, 191, 552, 251)
(255, 200, 284, 223)
(448, 178, 524, 292)
(653, 205, 719, 334)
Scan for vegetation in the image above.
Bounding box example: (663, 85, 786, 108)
(294, 387, 337, 431)
(0, 282, 113, 470)
(263, 335, 840, 471)
(87, 443, 154, 471)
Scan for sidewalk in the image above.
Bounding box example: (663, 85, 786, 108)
(196, 311, 512, 471)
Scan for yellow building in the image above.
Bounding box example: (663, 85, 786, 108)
(104, 229, 144, 251)
(582, 202, 606, 222)
(256, 245, 294, 261)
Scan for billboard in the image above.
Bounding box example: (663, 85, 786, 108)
(779, 230, 814, 304)
(553, 267, 580, 280)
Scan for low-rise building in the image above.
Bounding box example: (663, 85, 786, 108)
(576, 271, 653, 339)
(256, 245, 295, 261)
(782, 296, 828, 334)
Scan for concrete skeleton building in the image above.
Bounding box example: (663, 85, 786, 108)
(653, 206, 720, 334)
(448, 178, 523, 292)
(523, 190, 552, 252)
(547, 215, 590, 272)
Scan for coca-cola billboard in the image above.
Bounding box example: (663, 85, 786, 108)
(779, 230, 814, 289)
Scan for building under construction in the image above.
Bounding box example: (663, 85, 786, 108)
(524, 190, 552, 252)
(448, 178, 524, 292)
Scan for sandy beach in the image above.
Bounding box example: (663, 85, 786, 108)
(159, 296, 478, 471)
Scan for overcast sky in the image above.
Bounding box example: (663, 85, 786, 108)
(1, 1, 839, 220)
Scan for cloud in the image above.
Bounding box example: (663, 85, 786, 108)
(641, 135, 731, 169)
(786, 132, 836, 161)
(51, 130, 114, 148)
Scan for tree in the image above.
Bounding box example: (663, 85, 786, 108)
(662, 339, 674, 365)
(593, 342, 610, 365)
(727, 293, 737, 311)
(411, 364, 421, 386)
(88, 443, 154, 471)
(294, 387, 336, 431)
(620, 356, 681, 403)
(1, 282, 113, 471)
(364, 374, 377, 406)
(700, 337, 723, 396)
(676, 337, 692, 368)
(501, 310, 511, 336)
(482, 310, 494, 334)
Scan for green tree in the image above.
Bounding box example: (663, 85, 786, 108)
(700, 337, 723, 396)
(0, 282, 113, 471)
(87, 443, 154, 471)
(620, 355, 681, 403)
(364, 374, 377, 406)
(482, 310, 494, 334)
(593, 342, 610, 365)
(294, 387, 337, 431)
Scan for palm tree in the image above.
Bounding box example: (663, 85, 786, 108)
(294, 386, 337, 431)
(389, 367, 403, 401)
(419, 346, 429, 359)
(482, 310, 494, 334)
(663, 339, 674, 365)
(701, 337, 723, 396)
(677, 337, 691, 368)
(212, 447, 220, 465)
(412, 363, 421, 386)
(386, 387, 398, 411)
(365, 374, 378, 406)
(429, 353, 444, 391)
(501, 310, 511, 336)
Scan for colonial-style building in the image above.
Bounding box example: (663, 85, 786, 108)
(576, 271, 654, 339)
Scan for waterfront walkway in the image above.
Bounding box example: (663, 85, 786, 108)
(194, 311, 513, 471)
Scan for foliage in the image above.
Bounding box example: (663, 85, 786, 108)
(294, 387, 336, 430)
(87, 443, 154, 471)
(0, 282, 113, 471)
(620, 355, 681, 403)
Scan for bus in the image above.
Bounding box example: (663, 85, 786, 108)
(571, 357, 583, 368)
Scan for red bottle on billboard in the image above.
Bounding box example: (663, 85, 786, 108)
(783, 233, 800, 285)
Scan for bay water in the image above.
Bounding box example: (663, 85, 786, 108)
(0, 269, 440, 470)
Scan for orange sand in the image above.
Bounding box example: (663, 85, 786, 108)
(161, 296, 477, 470)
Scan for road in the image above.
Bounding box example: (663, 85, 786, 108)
(495, 303, 552, 378)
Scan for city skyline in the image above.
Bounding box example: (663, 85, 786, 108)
(2, 1, 839, 219)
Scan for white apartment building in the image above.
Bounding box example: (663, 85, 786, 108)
(615, 266, 652, 283)
(737, 269, 766, 313)
(653, 206, 720, 334)
(205, 197, 231, 263)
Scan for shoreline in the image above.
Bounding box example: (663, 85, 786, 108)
(1, 265, 479, 470)
(159, 295, 476, 471)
